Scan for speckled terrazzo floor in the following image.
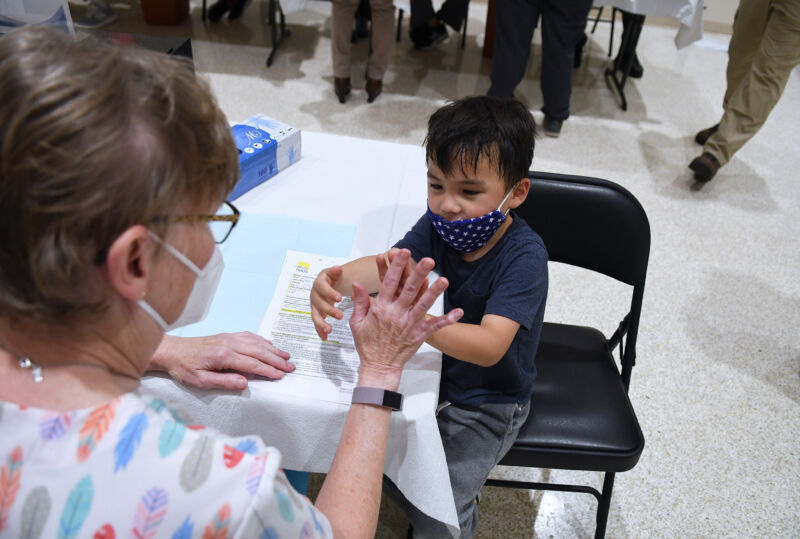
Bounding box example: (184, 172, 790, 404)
(78, 1, 799, 536)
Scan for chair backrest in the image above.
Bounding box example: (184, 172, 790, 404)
(518, 172, 651, 386)
(517, 172, 650, 288)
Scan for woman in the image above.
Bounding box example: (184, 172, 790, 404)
(0, 26, 460, 537)
(331, 0, 395, 103)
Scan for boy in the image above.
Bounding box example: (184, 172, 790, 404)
(310, 95, 548, 537)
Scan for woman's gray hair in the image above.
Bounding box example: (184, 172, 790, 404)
(0, 25, 239, 325)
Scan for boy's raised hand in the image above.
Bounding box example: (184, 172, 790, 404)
(310, 265, 344, 340)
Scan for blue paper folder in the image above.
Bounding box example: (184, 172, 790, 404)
(170, 213, 355, 338)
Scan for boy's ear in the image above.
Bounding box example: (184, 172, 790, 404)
(508, 178, 531, 209)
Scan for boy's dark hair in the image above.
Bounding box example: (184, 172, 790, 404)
(424, 96, 536, 190)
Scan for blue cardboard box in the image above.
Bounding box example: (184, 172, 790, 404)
(229, 115, 301, 200)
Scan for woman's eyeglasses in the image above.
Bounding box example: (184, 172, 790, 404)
(163, 200, 241, 244)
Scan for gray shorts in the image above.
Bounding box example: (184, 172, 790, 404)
(384, 400, 531, 538)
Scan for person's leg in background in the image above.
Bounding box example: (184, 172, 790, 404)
(693, 0, 769, 147)
(691, 0, 800, 181)
(436, 0, 469, 33)
(410, 0, 467, 50)
(723, 0, 770, 107)
(331, 0, 360, 103)
(353, 0, 371, 42)
(538, 0, 594, 137)
(364, 0, 395, 102)
(613, 10, 645, 78)
(409, 0, 441, 49)
(487, 0, 541, 99)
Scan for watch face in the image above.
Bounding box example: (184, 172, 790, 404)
(381, 390, 403, 411)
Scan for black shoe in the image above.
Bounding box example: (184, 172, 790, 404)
(614, 53, 644, 78)
(334, 77, 351, 104)
(413, 23, 448, 50)
(689, 152, 721, 182)
(366, 78, 382, 103)
(207, 1, 230, 22)
(694, 124, 720, 146)
(574, 33, 587, 68)
(543, 117, 562, 138)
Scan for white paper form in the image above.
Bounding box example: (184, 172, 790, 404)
(258, 250, 359, 404)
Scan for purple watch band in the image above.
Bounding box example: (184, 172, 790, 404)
(351, 386, 403, 411)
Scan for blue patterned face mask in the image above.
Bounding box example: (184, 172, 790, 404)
(427, 188, 514, 253)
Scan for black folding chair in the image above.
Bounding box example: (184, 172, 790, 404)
(485, 171, 650, 538)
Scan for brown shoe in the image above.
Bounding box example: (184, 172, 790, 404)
(694, 124, 719, 146)
(689, 152, 721, 182)
(334, 77, 351, 104)
(366, 78, 382, 103)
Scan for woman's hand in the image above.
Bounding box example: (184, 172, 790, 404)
(376, 248, 426, 302)
(348, 249, 462, 389)
(149, 332, 294, 391)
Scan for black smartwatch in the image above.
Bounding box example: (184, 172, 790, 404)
(351, 387, 403, 411)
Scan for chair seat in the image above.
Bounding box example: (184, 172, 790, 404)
(498, 322, 645, 473)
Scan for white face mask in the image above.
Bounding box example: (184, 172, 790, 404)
(138, 232, 225, 332)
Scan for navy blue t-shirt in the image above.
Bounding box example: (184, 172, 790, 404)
(394, 211, 548, 406)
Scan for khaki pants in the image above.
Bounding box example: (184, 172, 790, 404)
(331, 0, 395, 81)
(705, 0, 800, 165)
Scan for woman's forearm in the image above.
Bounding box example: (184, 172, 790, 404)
(314, 401, 392, 539)
(315, 367, 399, 538)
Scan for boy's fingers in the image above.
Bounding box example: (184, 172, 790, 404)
(376, 252, 389, 284)
(327, 265, 343, 283)
(316, 282, 342, 304)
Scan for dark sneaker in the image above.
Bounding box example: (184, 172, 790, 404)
(689, 152, 721, 182)
(413, 23, 448, 50)
(543, 117, 562, 138)
(694, 124, 720, 146)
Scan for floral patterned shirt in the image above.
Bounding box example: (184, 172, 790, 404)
(0, 391, 332, 538)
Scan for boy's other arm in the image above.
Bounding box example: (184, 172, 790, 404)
(426, 314, 520, 367)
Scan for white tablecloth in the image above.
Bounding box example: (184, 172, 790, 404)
(141, 132, 459, 537)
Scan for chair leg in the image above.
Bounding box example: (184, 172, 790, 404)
(608, 7, 617, 58)
(396, 9, 403, 42)
(202, 0, 207, 20)
(594, 472, 615, 539)
(590, 7, 602, 33)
